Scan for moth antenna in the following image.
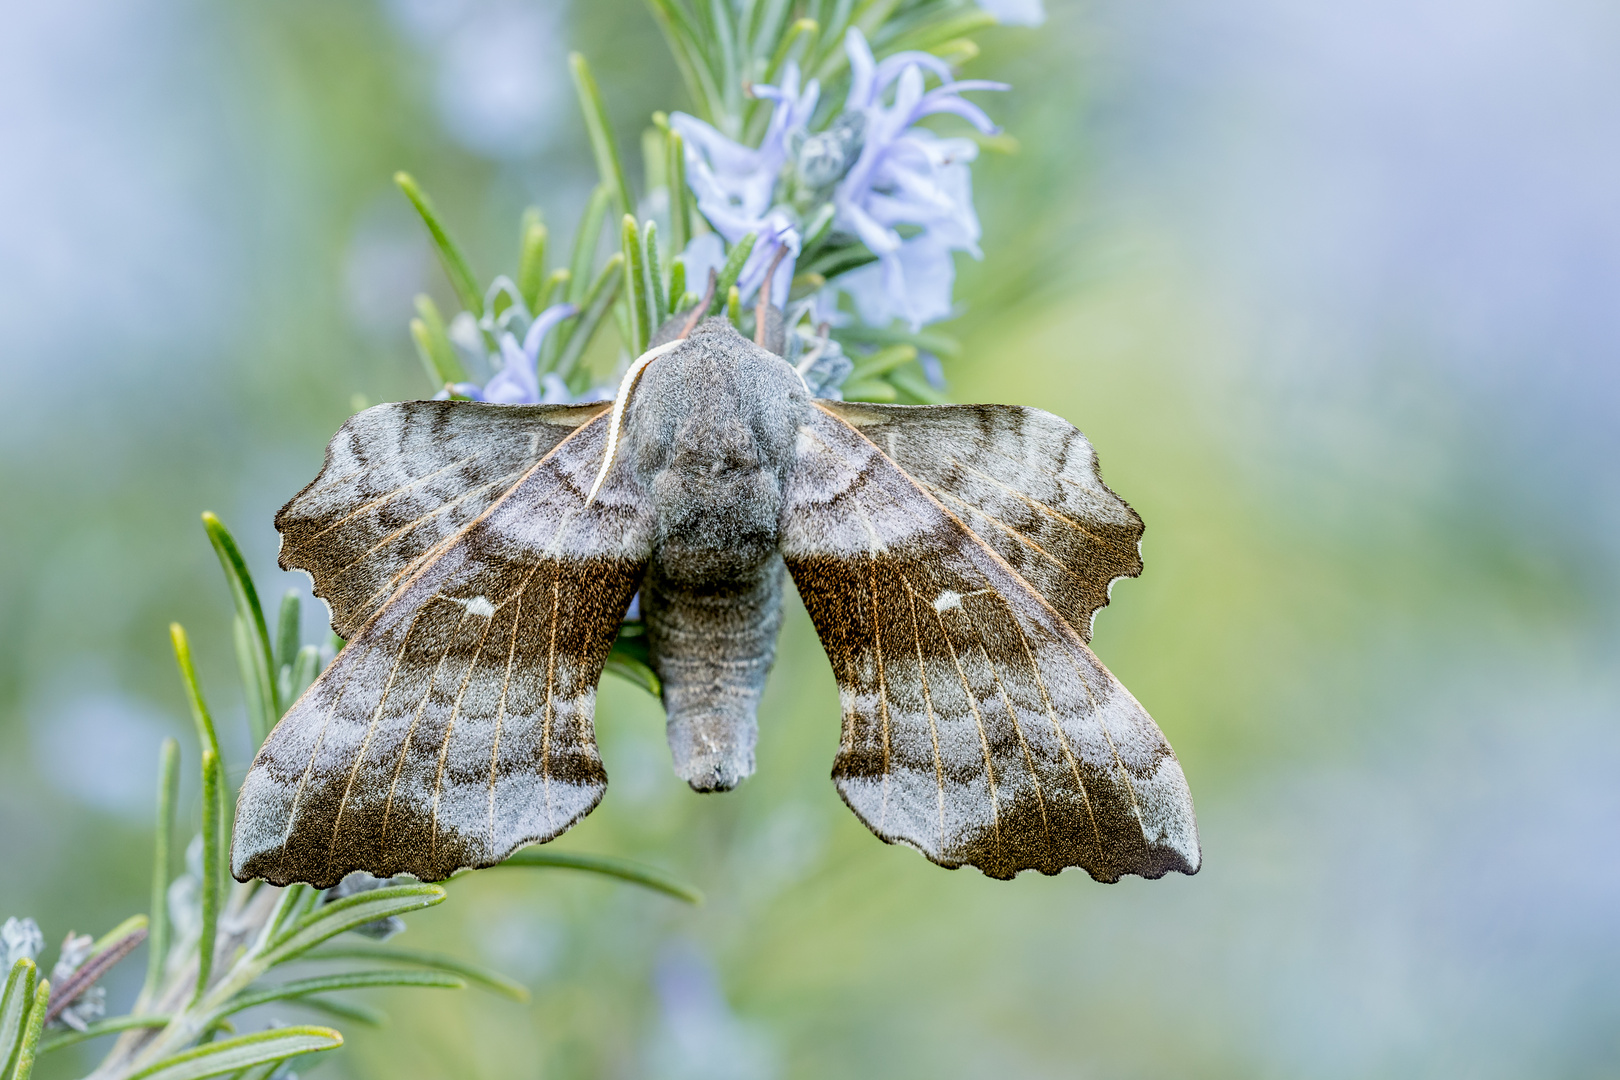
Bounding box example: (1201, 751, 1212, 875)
(679, 268, 719, 340)
(586, 338, 688, 504)
(754, 245, 790, 348)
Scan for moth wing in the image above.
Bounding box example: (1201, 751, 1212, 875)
(233, 409, 649, 888)
(820, 401, 1143, 641)
(782, 403, 1199, 881)
(276, 399, 608, 637)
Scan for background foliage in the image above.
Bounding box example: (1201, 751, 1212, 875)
(2, 0, 1617, 1077)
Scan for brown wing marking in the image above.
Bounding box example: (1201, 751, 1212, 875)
(234, 409, 651, 888)
(921, 585, 1003, 856)
(781, 403, 1198, 882)
(820, 401, 1145, 642)
(899, 573, 949, 852)
(276, 400, 608, 637)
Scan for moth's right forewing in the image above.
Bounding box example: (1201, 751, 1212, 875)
(822, 401, 1144, 642)
(781, 404, 1199, 882)
(235, 410, 651, 888)
(277, 400, 607, 637)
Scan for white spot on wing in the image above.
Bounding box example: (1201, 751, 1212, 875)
(465, 595, 496, 618)
(933, 590, 963, 613)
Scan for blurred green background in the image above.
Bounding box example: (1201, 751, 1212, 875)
(3, 1, 1617, 1077)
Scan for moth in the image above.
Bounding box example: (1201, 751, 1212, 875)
(231, 312, 1200, 888)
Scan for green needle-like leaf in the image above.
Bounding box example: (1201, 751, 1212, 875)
(797, 203, 837, 261)
(707, 0, 742, 121)
(668, 257, 687, 312)
(168, 624, 220, 762)
(801, 241, 878, 280)
(200, 512, 278, 739)
(853, 0, 904, 37)
(410, 294, 470, 388)
(555, 254, 624, 383)
(567, 184, 612, 306)
(195, 749, 224, 1003)
(846, 343, 917, 381)
(213, 971, 463, 1022)
(309, 947, 529, 1003)
(394, 171, 482, 316)
(0, 959, 37, 1079)
(644, 219, 667, 326)
(712, 233, 757, 316)
(259, 883, 311, 947)
(494, 849, 704, 904)
(287, 644, 320, 703)
(840, 377, 899, 402)
(10, 977, 48, 1080)
(644, 0, 725, 125)
(641, 124, 668, 196)
(622, 215, 650, 355)
(126, 1026, 341, 1080)
(517, 209, 548, 312)
(570, 54, 633, 218)
(883, 10, 995, 54)
(752, 0, 794, 64)
(38, 1014, 171, 1055)
(273, 591, 300, 670)
(262, 886, 447, 967)
(143, 738, 180, 1004)
(888, 364, 948, 404)
(604, 645, 662, 697)
(232, 616, 271, 748)
(833, 322, 960, 358)
(90, 916, 150, 959)
(765, 16, 817, 85)
(540, 267, 571, 310)
(726, 284, 741, 325)
(667, 129, 689, 256)
(612, 298, 634, 360)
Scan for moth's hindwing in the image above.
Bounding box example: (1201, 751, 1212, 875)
(822, 401, 1144, 642)
(233, 408, 651, 888)
(276, 400, 607, 638)
(782, 403, 1199, 882)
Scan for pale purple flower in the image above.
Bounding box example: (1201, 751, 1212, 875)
(671, 64, 819, 306)
(672, 29, 1004, 330)
(440, 297, 577, 403)
(831, 28, 1005, 328)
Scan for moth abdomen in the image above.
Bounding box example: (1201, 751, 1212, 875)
(643, 552, 788, 792)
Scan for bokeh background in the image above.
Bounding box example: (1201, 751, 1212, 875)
(4, 0, 1618, 1076)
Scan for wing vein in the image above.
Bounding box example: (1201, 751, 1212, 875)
(542, 570, 561, 831)
(960, 601, 1050, 844)
(933, 604, 1002, 856)
(303, 452, 485, 543)
(376, 603, 457, 855)
(933, 488, 1097, 588)
(947, 458, 1133, 552)
(901, 576, 946, 854)
(992, 592, 1102, 856)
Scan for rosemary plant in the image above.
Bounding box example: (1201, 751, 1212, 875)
(0, 516, 698, 1080)
(2, 3, 1037, 1076)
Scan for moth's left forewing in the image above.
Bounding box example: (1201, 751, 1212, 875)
(781, 404, 1199, 882)
(233, 411, 653, 888)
